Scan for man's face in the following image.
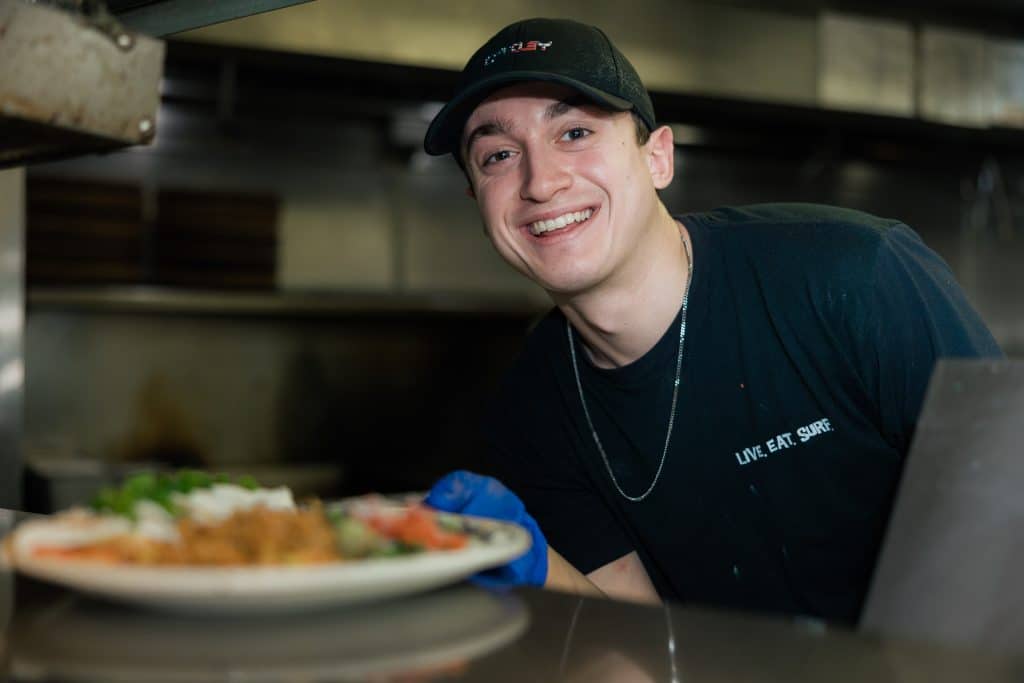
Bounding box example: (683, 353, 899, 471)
(461, 82, 670, 298)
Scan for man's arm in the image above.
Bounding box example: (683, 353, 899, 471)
(425, 472, 662, 604)
(587, 551, 661, 605)
(546, 547, 661, 605)
(545, 546, 605, 598)
(846, 225, 1002, 451)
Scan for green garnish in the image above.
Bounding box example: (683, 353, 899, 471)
(89, 469, 263, 519)
(237, 475, 259, 490)
(436, 514, 464, 533)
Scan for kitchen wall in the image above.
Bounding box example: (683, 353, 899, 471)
(26, 129, 1021, 500)
(24, 307, 533, 498)
(29, 101, 546, 301)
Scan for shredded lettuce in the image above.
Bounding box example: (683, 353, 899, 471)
(90, 469, 260, 519)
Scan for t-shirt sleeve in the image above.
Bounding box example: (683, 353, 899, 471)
(479, 344, 634, 575)
(845, 224, 1003, 454)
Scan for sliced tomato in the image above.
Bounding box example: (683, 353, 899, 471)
(367, 507, 468, 550)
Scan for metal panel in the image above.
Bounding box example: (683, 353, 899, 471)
(0, 0, 164, 168)
(919, 26, 992, 127)
(990, 39, 1024, 127)
(0, 169, 23, 509)
(112, 0, 313, 37)
(179, 0, 820, 106)
(818, 13, 915, 116)
(862, 360, 1024, 653)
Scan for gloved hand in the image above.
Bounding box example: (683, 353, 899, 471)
(424, 470, 548, 588)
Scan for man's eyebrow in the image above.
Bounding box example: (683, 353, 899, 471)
(461, 95, 596, 157)
(463, 119, 513, 156)
(544, 94, 593, 120)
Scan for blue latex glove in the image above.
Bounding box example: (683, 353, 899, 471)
(424, 470, 548, 588)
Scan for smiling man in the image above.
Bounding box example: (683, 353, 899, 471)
(422, 18, 1002, 623)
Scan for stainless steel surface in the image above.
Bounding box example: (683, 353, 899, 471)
(179, 0, 820, 109)
(862, 359, 1024, 653)
(0, 0, 165, 168)
(919, 27, 992, 128)
(176, 0, 1024, 129)
(22, 308, 532, 492)
(6, 580, 529, 681)
(958, 158, 1024, 359)
(112, 0, 314, 37)
(1, 541, 1023, 682)
(0, 170, 23, 510)
(28, 286, 547, 317)
(817, 13, 914, 116)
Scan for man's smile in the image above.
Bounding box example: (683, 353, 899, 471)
(522, 206, 598, 237)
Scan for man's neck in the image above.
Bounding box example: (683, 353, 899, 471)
(557, 209, 692, 369)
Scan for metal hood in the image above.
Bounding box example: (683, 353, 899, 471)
(0, 0, 311, 169)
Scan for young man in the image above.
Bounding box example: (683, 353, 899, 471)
(422, 18, 1002, 623)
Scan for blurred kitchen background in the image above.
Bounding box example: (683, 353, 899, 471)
(2, 0, 1023, 510)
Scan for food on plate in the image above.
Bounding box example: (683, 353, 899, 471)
(12, 470, 470, 567)
(334, 504, 468, 556)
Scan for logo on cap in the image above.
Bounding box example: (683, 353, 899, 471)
(483, 40, 553, 67)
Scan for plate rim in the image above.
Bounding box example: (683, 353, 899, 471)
(8, 503, 531, 610)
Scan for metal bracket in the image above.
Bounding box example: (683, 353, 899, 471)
(31, 0, 137, 50)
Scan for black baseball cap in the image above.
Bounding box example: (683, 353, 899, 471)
(423, 18, 656, 157)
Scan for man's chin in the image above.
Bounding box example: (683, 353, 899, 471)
(539, 278, 598, 302)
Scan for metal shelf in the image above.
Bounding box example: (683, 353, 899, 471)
(26, 286, 547, 318)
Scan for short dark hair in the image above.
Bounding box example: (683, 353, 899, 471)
(631, 111, 652, 146)
(457, 109, 653, 179)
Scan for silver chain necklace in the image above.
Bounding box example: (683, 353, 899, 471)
(567, 233, 693, 503)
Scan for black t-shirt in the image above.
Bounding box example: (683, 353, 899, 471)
(482, 203, 1003, 624)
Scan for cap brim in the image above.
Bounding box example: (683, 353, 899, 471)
(423, 71, 634, 157)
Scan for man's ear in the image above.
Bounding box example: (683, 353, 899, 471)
(645, 125, 675, 190)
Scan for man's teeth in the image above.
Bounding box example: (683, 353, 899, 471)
(530, 209, 593, 235)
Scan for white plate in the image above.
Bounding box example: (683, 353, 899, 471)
(8, 500, 531, 615)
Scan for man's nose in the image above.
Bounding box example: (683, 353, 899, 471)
(520, 145, 572, 202)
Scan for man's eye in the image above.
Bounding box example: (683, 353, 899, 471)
(483, 150, 513, 166)
(562, 127, 591, 141)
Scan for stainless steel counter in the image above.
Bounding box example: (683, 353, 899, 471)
(2, 508, 1022, 683)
